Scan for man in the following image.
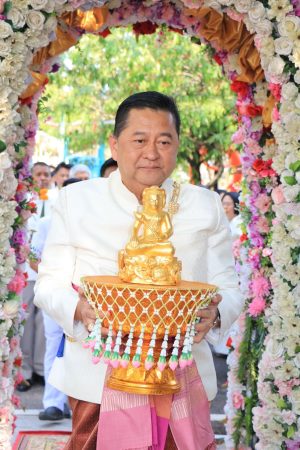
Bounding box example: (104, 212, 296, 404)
(100, 157, 118, 178)
(51, 162, 72, 188)
(34, 92, 242, 449)
(18, 162, 56, 392)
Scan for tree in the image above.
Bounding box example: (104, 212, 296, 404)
(40, 27, 236, 185)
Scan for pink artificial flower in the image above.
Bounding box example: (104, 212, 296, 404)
(254, 193, 271, 213)
(281, 410, 296, 426)
(11, 394, 21, 408)
(160, 4, 174, 21)
(272, 185, 286, 205)
(248, 298, 266, 317)
(251, 274, 270, 298)
(7, 269, 27, 295)
(256, 216, 270, 234)
(10, 336, 19, 351)
(226, 8, 245, 22)
(262, 248, 272, 257)
(232, 127, 246, 144)
(232, 392, 245, 409)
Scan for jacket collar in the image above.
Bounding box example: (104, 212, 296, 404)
(109, 169, 173, 214)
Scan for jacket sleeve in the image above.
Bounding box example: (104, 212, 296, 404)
(205, 192, 244, 345)
(34, 188, 88, 341)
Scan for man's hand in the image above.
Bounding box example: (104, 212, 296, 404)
(74, 288, 110, 336)
(193, 294, 222, 344)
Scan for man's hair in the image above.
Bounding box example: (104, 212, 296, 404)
(52, 162, 72, 176)
(33, 162, 48, 169)
(100, 158, 118, 177)
(62, 177, 81, 187)
(113, 91, 180, 137)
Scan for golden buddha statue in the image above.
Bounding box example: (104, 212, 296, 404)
(119, 186, 181, 285)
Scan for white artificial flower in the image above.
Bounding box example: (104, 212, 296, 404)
(254, 18, 273, 36)
(283, 185, 300, 202)
(291, 42, 300, 69)
(44, 16, 57, 33)
(0, 21, 13, 39)
(268, 56, 285, 76)
(281, 82, 299, 101)
(43, 0, 56, 13)
(248, 1, 266, 22)
(259, 36, 275, 57)
(7, 8, 26, 29)
(278, 16, 300, 40)
(26, 33, 49, 49)
(234, 0, 253, 13)
(267, 0, 293, 21)
(0, 40, 11, 58)
(13, 0, 30, 9)
(294, 70, 300, 85)
(274, 37, 293, 56)
(29, 0, 48, 9)
(26, 10, 45, 30)
(0, 152, 12, 172)
(3, 300, 19, 319)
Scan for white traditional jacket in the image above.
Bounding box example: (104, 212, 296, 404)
(34, 170, 243, 404)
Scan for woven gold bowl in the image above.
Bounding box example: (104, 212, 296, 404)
(82, 275, 217, 395)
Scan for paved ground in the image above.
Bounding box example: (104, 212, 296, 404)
(14, 353, 228, 448)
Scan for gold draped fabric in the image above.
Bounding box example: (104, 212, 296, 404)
(262, 94, 276, 128)
(24, 5, 265, 111)
(32, 26, 78, 67)
(187, 7, 264, 83)
(20, 71, 48, 99)
(61, 7, 108, 33)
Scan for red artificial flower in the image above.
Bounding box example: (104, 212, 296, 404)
(14, 357, 22, 368)
(240, 233, 248, 243)
(133, 21, 157, 36)
(230, 80, 249, 99)
(168, 26, 183, 35)
(268, 83, 281, 101)
(237, 104, 263, 117)
(252, 159, 276, 177)
(98, 28, 111, 38)
(213, 54, 222, 65)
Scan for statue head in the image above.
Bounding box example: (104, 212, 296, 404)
(142, 186, 166, 213)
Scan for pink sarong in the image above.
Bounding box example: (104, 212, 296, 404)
(97, 362, 216, 450)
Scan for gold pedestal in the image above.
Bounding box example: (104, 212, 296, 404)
(107, 364, 180, 395)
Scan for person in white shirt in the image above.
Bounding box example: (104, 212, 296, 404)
(34, 92, 243, 449)
(18, 162, 57, 392)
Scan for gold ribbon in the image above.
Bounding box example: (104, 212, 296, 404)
(262, 94, 276, 128)
(32, 26, 79, 67)
(20, 71, 48, 99)
(61, 7, 108, 33)
(187, 7, 264, 83)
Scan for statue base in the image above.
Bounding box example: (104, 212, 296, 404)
(107, 364, 180, 395)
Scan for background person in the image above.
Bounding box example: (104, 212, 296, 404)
(51, 162, 72, 189)
(69, 163, 91, 181)
(18, 162, 56, 392)
(100, 157, 118, 178)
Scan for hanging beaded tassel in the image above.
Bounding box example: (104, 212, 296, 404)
(179, 324, 191, 368)
(132, 325, 145, 368)
(121, 325, 134, 368)
(158, 328, 169, 372)
(103, 323, 114, 363)
(187, 321, 196, 366)
(169, 327, 181, 371)
(145, 326, 157, 370)
(110, 325, 122, 368)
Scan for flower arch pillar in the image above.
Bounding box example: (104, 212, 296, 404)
(1, 1, 299, 449)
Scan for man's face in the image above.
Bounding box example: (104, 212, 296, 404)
(54, 167, 70, 187)
(109, 108, 179, 200)
(74, 170, 90, 181)
(32, 164, 51, 189)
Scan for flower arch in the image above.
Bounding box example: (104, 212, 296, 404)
(1, 0, 299, 448)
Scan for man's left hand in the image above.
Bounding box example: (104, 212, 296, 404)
(193, 294, 222, 343)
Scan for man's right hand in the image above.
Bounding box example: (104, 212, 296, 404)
(74, 288, 111, 336)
